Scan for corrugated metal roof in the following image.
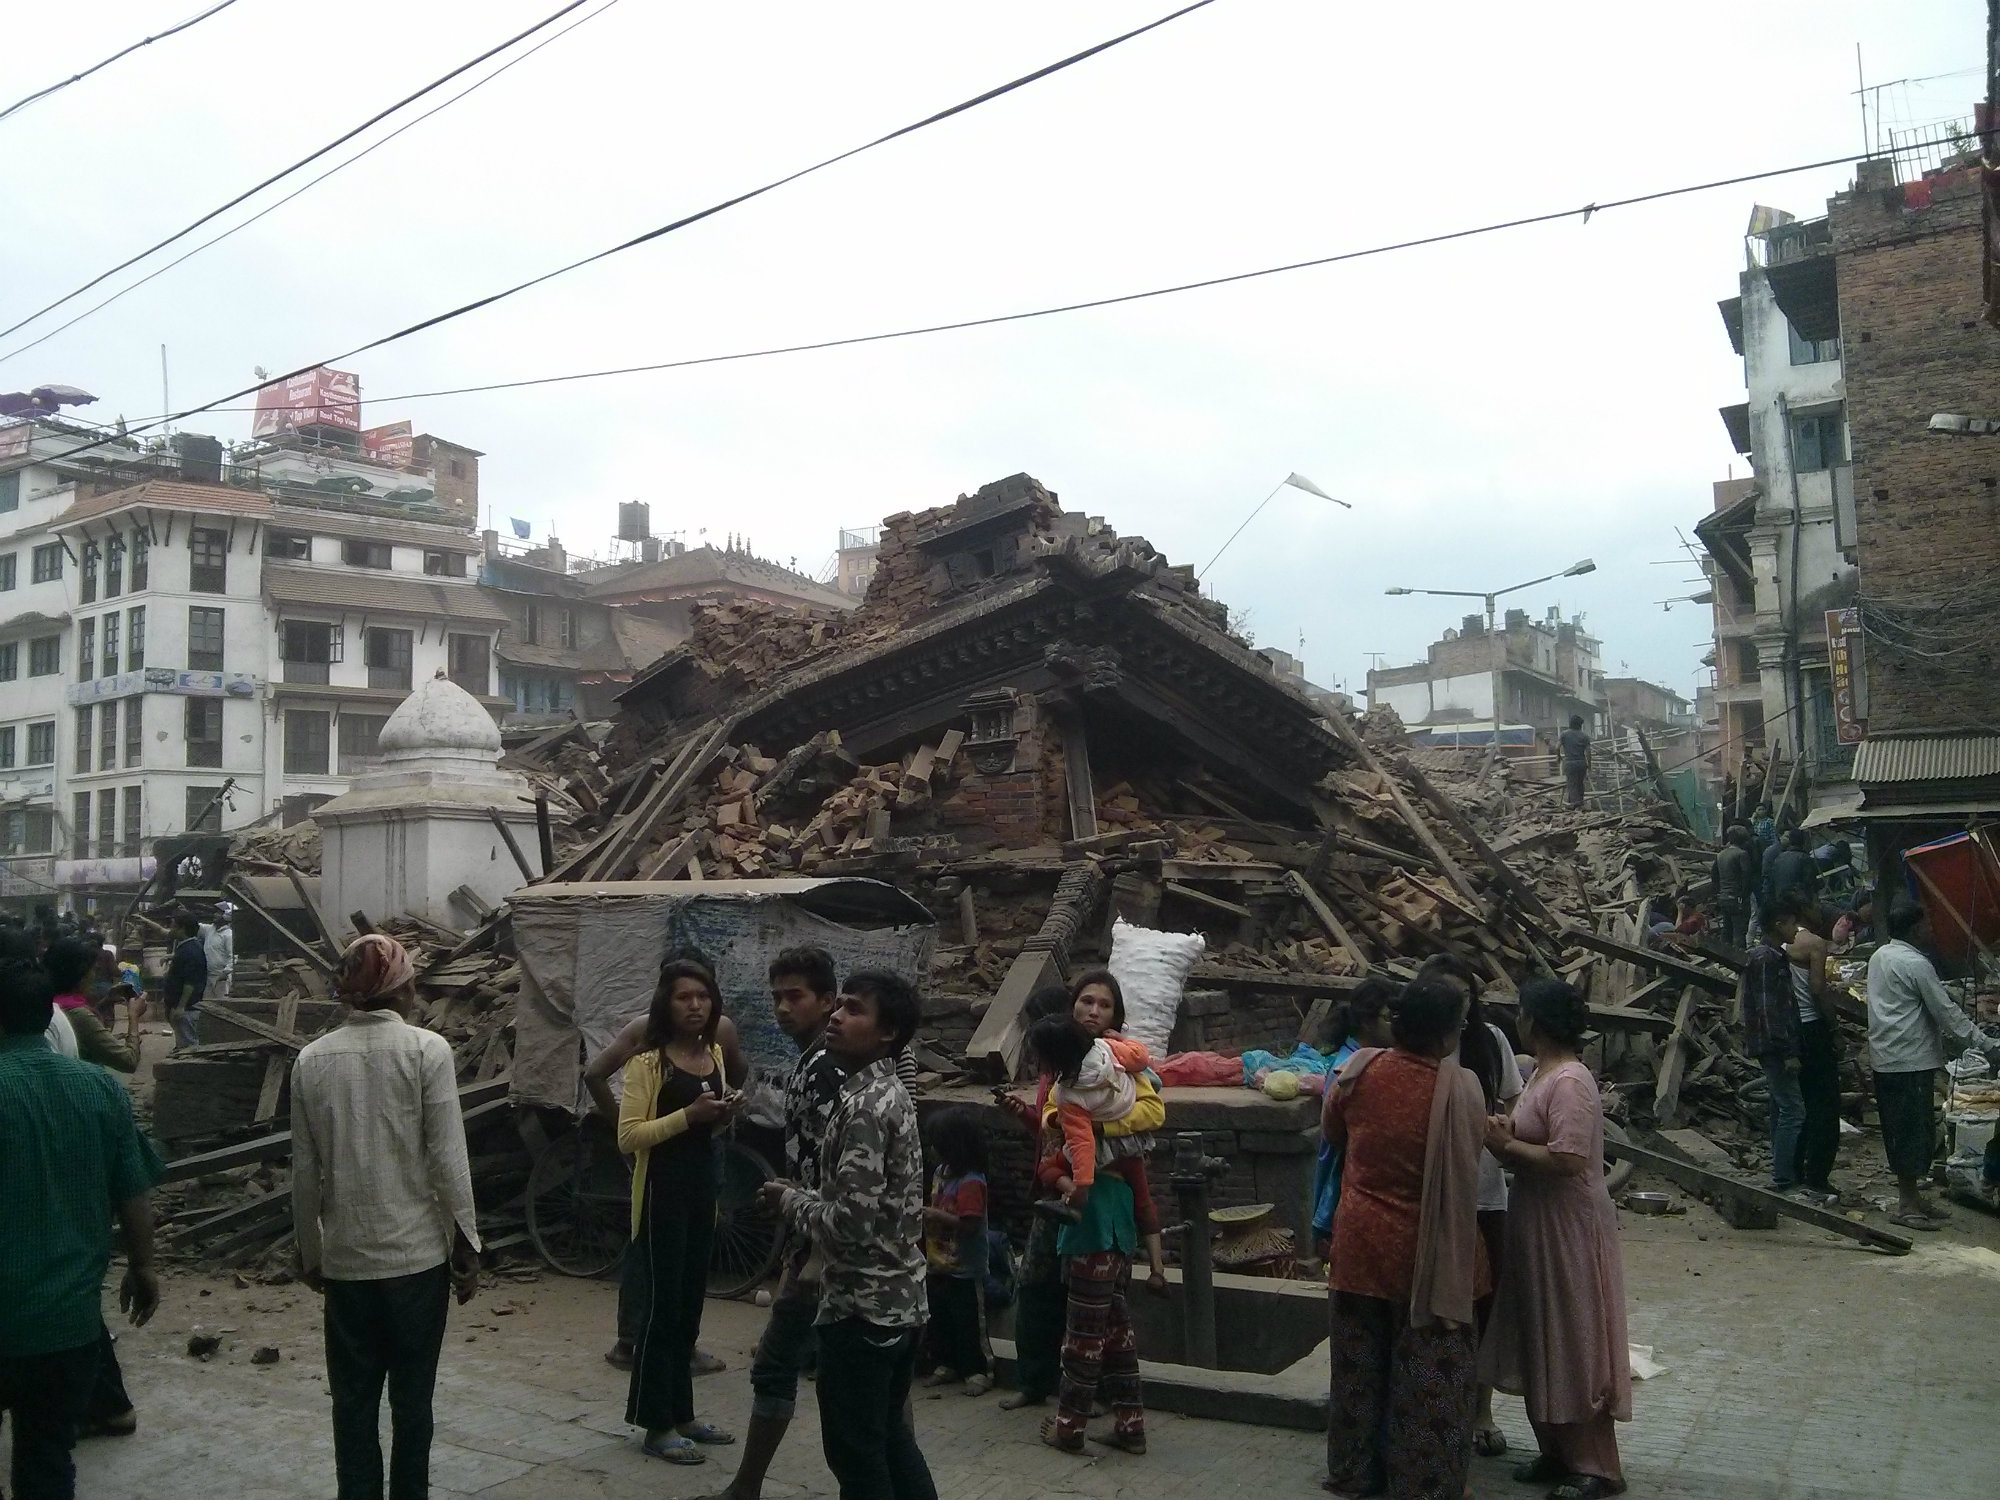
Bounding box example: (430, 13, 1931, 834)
(1852, 732, 2000, 785)
(264, 564, 510, 623)
(54, 479, 273, 527)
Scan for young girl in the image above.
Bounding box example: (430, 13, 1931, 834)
(921, 1107, 995, 1395)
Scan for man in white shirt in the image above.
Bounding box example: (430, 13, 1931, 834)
(1866, 901, 2000, 1230)
(201, 905, 235, 1000)
(293, 934, 480, 1500)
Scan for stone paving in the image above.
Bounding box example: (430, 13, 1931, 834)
(70, 1194, 2000, 1499)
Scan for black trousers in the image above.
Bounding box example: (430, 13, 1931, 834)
(0, 1339, 97, 1500)
(1795, 1019, 1842, 1191)
(923, 1274, 988, 1378)
(616, 1235, 651, 1346)
(323, 1263, 451, 1500)
(624, 1177, 715, 1431)
(816, 1319, 936, 1500)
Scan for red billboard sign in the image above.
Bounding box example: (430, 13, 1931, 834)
(251, 367, 359, 438)
(362, 420, 414, 469)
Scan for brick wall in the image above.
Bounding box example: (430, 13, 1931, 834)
(1834, 168, 2000, 733)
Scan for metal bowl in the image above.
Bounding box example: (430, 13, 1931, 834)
(1622, 1191, 1674, 1215)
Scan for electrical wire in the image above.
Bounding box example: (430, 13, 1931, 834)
(0, 0, 626, 368)
(0, 0, 598, 344)
(1, 0, 1224, 470)
(106, 144, 1894, 420)
(0, 0, 246, 127)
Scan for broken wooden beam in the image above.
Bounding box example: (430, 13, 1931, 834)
(222, 877, 334, 975)
(1163, 881, 1253, 921)
(1286, 871, 1372, 974)
(1604, 1136, 1912, 1255)
(280, 863, 342, 960)
(1652, 986, 1698, 1127)
(488, 808, 539, 883)
(967, 862, 1104, 1078)
(1559, 926, 1736, 995)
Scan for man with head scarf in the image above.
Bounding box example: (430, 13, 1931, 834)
(292, 934, 481, 1500)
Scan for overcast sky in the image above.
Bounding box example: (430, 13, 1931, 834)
(0, 1, 1980, 702)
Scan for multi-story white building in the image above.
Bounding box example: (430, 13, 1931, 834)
(0, 407, 502, 916)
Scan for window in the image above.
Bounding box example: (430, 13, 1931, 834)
(423, 550, 467, 577)
(1788, 320, 1841, 366)
(96, 789, 116, 859)
(449, 458, 465, 479)
(26, 721, 55, 766)
(522, 604, 541, 645)
(130, 528, 148, 590)
(337, 713, 389, 774)
(126, 606, 145, 670)
(0, 727, 12, 767)
(104, 536, 123, 598)
(189, 527, 227, 592)
(364, 627, 412, 690)
(187, 606, 225, 672)
(559, 608, 576, 649)
(79, 542, 98, 604)
(101, 612, 118, 676)
(75, 706, 92, 773)
(280, 620, 338, 684)
(72, 793, 90, 860)
(5, 807, 52, 854)
(343, 539, 393, 570)
(448, 633, 489, 695)
(0, 471, 16, 513)
(268, 532, 312, 561)
(0, 554, 13, 591)
(28, 636, 58, 676)
(0, 643, 15, 681)
(284, 710, 331, 776)
(98, 703, 116, 773)
(121, 787, 141, 857)
(1792, 409, 1847, 472)
(123, 698, 142, 767)
(185, 786, 223, 834)
(31, 543, 61, 584)
(185, 698, 224, 768)
(77, 618, 93, 679)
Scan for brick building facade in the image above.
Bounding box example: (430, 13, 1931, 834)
(1835, 161, 2000, 733)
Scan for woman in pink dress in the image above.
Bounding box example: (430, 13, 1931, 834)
(1479, 978, 1631, 1500)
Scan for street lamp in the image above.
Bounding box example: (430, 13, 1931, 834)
(1383, 558, 1597, 633)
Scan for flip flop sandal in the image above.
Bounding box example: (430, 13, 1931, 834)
(1039, 1417, 1087, 1454)
(1548, 1478, 1626, 1500)
(1474, 1426, 1509, 1457)
(1888, 1212, 1945, 1231)
(1513, 1454, 1569, 1485)
(642, 1435, 706, 1465)
(680, 1424, 735, 1445)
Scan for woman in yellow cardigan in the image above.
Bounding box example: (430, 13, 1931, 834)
(616, 957, 741, 1464)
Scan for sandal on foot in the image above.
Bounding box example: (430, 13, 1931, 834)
(1039, 1417, 1087, 1454)
(963, 1374, 994, 1396)
(642, 1434, 706, 1465)
(1088, 1428, 1147, 1455)
(679, 1423, 735, 1445)
(1888, 1211, 1945, 1231)
(1513, 1455, 1568, 1485)
(1549, 1478, 1625, 1500)
(1474, 1425, 1509, 1457)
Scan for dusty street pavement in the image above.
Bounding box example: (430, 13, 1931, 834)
(71, 1182, 2000, 1500)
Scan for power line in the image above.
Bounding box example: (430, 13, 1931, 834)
(0, 0, 247, 127)
(3, 0, 1223, 469)
(129, 145, 1889, 417)
(0, 0, 598, 344)
(0, 0, 626, 369)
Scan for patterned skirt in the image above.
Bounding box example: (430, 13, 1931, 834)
(1325, 1290, 1476, 1500)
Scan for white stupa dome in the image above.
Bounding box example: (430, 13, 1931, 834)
(378, 671, 502, 762)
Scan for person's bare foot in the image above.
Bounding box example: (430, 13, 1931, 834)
(997, 1390, 1045, 1410)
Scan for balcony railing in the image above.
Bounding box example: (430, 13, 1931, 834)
(282, 659, 331, 685)
(367, 666, 412, 691)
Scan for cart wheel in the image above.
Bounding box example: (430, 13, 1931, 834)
(1603, 1120, 1636, 1197)
(709, 1140, 782, 1299)
(527, 1130, 629, 1278)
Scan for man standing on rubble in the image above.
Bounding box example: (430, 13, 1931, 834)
(164, 911, 207, 1054)
(1558, 715, 1591, 809)
(1713, 825, 1756, 950)
(293, 934, 480, 1500)
(1867, 902, 2000, 1231)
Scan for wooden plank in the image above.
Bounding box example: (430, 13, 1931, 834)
(1652, 986, 1699, 1127)
(487, 808, 539, 882)
(1189, 963, 1367, 996)
(158, 1077, 513, 1184)
(159, 1189, 293, 1246)
(1559, 925, 1736, 995)
(1483, 992, 1677, 1038)
(966, 863, 1103, 1078)
(281, 862, 342, 958)
(224, 877, 335, 975)
(957, 886, 977, 945)
(636, 829, 707, 881)
(1604, 1136, 1912, 1255)
(253, 1055, 288, 1125)
(1163, 881, 1253, 921)
(1335, 733, 1487, 915)
(1286, 871, 1371, 973)
(201, 1000, 310, 1052)
(449, 885, 495, 924)
(589, 719, 733, 881)
(1394, 753, 1556, 927)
